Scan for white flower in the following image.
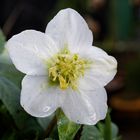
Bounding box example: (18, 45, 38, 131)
(6, 8, 117, 125)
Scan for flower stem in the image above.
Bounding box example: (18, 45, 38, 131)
(44, 115, 57, 138)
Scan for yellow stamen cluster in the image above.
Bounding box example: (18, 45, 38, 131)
(48, 48, 91, 90)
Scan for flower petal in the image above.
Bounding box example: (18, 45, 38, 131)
(45, 8, 93, 52)
(20, 75, 64, 117)
(6, 30, 58, 75)
(79, 46, 117, 89)
(61, 88, 107, 125)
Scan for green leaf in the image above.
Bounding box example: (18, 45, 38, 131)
(104, 112, 112, 140)
(97, 122, 105, 137)
(81, 125, 103, 140)
(0, 29, 5, 53)
(57, 110, 81, 140)
(111, 123, 119, 139)
(0, 76, 41, 131)
(0, 63, 24, 87)
(38, 114, 59, 139)
(0, 49, 11, 64)
(97, 112, 121, 140)
(81, 111, 121, 140)
(0, 103, 17, 139)
(37, 114, 55, 130)
(0, 76, 21, 128)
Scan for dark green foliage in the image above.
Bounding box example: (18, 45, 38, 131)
(81, 112, 121, 140)
(0, 30, 5, 53)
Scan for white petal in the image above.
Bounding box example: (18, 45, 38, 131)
(45, 8, 93, 52)
(61, 88, 107, 125)
(6, 30, 58, 75)
(79, 46, 117, 89)
(20, 75, 65, 117)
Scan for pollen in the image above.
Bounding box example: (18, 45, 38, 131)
(47, 47, 91, 90)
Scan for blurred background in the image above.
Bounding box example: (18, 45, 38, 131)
(0, 0, 140, 140)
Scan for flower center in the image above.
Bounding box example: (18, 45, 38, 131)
(47, 47, 91, 90)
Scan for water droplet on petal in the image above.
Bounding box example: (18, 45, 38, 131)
(43, 106, 50, 112)
(77, 120, 80, 123)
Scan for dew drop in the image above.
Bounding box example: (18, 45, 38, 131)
(76, 120, 80, 123)
(43, 106, 51, 112)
